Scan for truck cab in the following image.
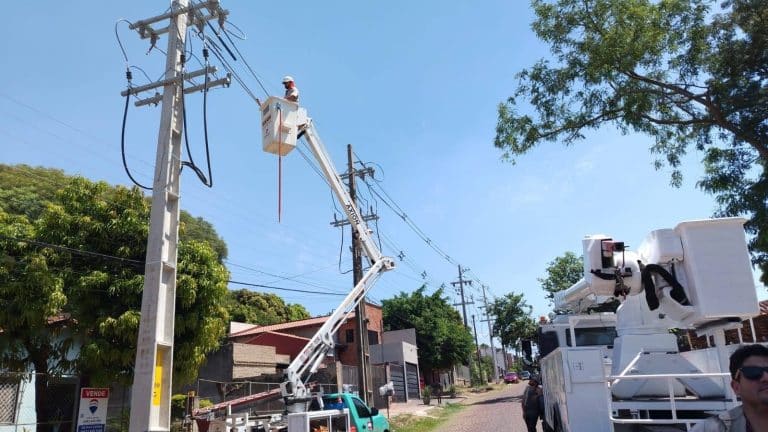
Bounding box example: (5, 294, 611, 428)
(318, 393, 389, 432)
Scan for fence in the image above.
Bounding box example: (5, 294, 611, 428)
(0, 363, 400, 432)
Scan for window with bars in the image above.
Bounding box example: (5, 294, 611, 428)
(0, 376, 20, 424)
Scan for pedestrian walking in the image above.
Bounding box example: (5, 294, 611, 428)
(521, 375, 543, 432)
(432, 383, 443, 404)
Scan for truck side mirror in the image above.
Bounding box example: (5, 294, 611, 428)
(370, 407, 379, 417)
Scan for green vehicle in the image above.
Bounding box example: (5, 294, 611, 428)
(319, 393, 389, 432)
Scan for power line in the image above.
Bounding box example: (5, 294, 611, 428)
(0, 234, 145, 268)
(228, 280, 346, 296)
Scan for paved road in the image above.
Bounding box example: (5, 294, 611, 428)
(435, 382, 544, 432)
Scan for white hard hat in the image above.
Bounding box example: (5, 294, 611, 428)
(282, 75, 294, 83)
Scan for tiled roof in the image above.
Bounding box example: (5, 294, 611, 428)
(230, 315, 332, 338)
(228, 302, 381, 338)
(760, 300, 768, 315)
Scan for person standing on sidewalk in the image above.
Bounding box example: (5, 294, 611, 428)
(522, 375, 543, 432)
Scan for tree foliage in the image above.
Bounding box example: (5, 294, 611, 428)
(226, 289, 310, 325)
(490, 293, 536, 348)
(382, 286, 473, 374)
(495, 0, 768, 281)
(538, 252, 584, 304)
(0, 166, 231, 414)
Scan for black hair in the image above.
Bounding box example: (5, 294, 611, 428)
(729, 344, 768, 378)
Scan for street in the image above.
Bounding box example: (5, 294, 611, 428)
(435, 382, 543, 432)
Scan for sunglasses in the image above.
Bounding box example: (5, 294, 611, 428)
(738, 366, 768, 381)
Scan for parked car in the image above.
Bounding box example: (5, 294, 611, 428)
(520, 370, 531, 380)
(503, 372, 519, 384)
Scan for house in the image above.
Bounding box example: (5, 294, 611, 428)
(193, 303, 386, 405)
(0, 314, 80, 432)
(229, 302, 384, 368)
(370, 328, 420, 402)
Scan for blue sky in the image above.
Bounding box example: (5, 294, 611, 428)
(1, 1, 763, 348)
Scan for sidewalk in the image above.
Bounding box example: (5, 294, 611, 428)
(383, 393, 472, 418)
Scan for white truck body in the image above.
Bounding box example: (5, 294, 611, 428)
(540, 218, 759, 432)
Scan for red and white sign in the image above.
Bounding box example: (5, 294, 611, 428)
(77, 388, 110, 432)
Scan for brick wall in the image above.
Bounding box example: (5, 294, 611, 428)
(338, 304, 383, 366)
(232, 343, 277, 378)
(686, 315, 768, 349)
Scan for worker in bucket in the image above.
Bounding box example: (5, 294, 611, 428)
(282, 75, 299, 102)
(692, 344, 768, 431)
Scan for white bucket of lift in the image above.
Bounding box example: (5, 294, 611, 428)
(260, 96, 307, 156)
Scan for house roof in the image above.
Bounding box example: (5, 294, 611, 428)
(229, 302, 382, 339)
(760, 300, 768, 315)
(240, 331, 311, 357)
(230, 315, 331, 338)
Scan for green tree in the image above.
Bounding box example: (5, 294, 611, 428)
(538, 252, 584, 304)
(495, 0, 768, 281)
(382, 286, 473, 377)
(226, 289, 310, 325)
(0, 174, 230, 424)
(490, 293, 537, 349)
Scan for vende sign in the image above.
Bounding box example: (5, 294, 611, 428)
(76, 387, 110, 432)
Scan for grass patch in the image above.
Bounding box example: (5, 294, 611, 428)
(390, 403, 464, 432)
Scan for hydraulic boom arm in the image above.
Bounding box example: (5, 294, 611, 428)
(260, 97, 395, 409)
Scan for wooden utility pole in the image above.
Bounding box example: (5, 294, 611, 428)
(348, 144, 371, 404)
(329, 147, 378, 403)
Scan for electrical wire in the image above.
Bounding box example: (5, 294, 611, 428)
(120, 72, 152, 191)
(220, 23, 269, 96)
(227, 280, 346, 296)
(0, 234, 145, 269)
(114, 19, 133, 64)
(2, 234, 349, 299)
(224, 260, 349, 294)
(222, 20, 247, 40)
(179, 45, 213, 187)
(205, 36, 262, 104)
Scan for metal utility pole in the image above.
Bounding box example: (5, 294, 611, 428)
(122, 2, 228, 431)
(481, 285, 500, 382)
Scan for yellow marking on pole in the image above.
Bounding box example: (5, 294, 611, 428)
(153, 349, 164, 406)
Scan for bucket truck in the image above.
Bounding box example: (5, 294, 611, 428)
(538, 218, 760, 432)
(209, 96, 394, 432)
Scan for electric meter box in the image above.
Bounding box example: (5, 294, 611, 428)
(673, 218, 758, 321)
(260, 96, 307, 156)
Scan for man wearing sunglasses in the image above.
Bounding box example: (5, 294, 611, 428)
(692, 344, 768, 431)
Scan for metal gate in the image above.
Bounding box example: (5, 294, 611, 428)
(388, 364, 406, 402)
(370, 365, 387, 409)
(406, 363, 419, 400)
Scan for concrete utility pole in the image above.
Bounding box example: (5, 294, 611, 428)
(451, 265, 474, 382)
(451, 265, 473, 328)
(480, 285, 500, 382)
(122, 2, 228, 431)
(471, 314, 484, 383)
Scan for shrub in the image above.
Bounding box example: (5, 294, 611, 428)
(421, 385, 432, 405)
